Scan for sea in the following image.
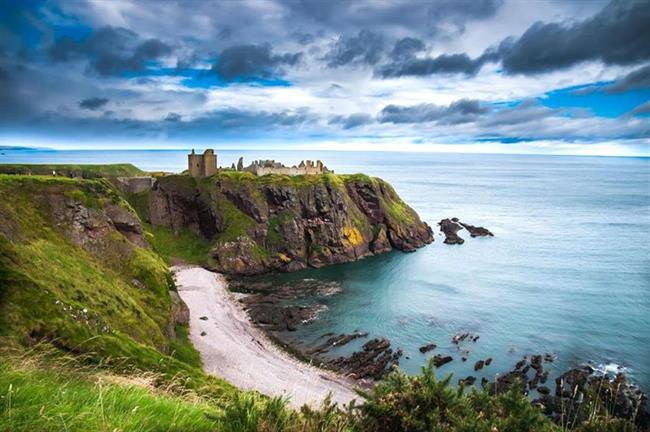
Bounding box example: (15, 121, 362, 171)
(2, 148, 649, 390)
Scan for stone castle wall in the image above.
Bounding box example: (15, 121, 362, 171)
(242, 159, 330, 176)
(188, 149, 218, 177)
(187, 150, 330, 177)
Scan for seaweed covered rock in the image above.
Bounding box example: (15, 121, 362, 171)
(141, 172, 433, 275)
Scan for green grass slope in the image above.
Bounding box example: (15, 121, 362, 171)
(0, 175, 227, 389)
(0, 163, 144, 178)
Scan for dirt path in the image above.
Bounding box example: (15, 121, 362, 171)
(172, 266, 359, 409)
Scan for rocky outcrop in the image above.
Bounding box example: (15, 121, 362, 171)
(142, 173, 433, 275)
(329, 337, 402, 380)
(438, 218, 465, 244)
(459, 222, 494, 238)
(439, 218, 494, 245)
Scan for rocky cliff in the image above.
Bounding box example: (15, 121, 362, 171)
(137, 172, 432, 274)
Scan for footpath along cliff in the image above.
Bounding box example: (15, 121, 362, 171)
(135, 171, 433, 274)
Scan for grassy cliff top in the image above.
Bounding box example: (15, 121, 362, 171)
(0, 163, 144, 178)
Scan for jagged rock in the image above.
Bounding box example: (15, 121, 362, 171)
(169, 291, 190, 325)
(459, 222, 494, 237)
(485, 357, 493, 366)
(419, 343, 436, 353)
(308, 332, 368, 355)
(459, 376, 477, 386)
(329, 338, 401, 380)
(537, 385, 550, 395)
(438, 218, 465, 244)
(474, 360, 485, 371)
(433, 354, 453, 368)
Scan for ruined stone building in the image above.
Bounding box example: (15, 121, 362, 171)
(188, 149, 217, 177)
(239, 158, 331, 176)
(186, 150, 330, 177)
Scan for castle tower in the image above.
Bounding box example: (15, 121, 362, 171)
(202, 149, 217, 176)
(188, 149, 218, 177)
(188, 149, 202, 177)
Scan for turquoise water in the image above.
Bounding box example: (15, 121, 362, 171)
(3, 149, 649, 390)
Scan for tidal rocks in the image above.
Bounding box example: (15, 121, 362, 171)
(533, 369, 649, 428)
(474, 360, 485, 371)
(433, 354, 453, 368)
(308, 332, 368, 355)
(438, 218, 494, 245)
(243, 302, 320, 331)
(438, 219, 465, 244)
(459, 376, 477, 386)
(330, 338, 402, 380)
(419, 343, 437, 353)
(145, 173, 433, 275)
(459, 222, 494, 238)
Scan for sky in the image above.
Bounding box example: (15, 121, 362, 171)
(0, 0, 649, 156)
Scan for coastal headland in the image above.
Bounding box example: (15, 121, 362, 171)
(0, 160, 647, 430)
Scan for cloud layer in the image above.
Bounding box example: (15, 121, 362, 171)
(0, 0, 648, 155)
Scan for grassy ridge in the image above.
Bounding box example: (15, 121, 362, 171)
(0, 163, 144, 178)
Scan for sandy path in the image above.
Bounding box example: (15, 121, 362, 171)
(172, 266, 359, 409)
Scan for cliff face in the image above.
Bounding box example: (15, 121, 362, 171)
(0, 175, 203, 376)
(142, 172, 433, 274)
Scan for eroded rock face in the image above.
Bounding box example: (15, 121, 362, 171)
(438, 218, 465, 245)
(145, 174, 433, 275)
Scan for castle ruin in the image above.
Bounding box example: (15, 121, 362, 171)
(188, 149, 217, 177)
(187, 149, 330, 177)
(241, 158, 330, 176)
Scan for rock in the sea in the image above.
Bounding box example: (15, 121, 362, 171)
(308, 332, 368, 355)
(419, 343, 436, 353)
(459, 376, 477, 386)
(485, 357, 493, 366)
(459, 222, 494, 237)
(474, 359, 485, 371)
(433, 354, 453, 368)
(329, 338, 401, 380)
(438, 218, 465, 245)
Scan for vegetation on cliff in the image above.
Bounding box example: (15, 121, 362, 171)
(0, 175, 225, 388)
(134, 171, 433, 274)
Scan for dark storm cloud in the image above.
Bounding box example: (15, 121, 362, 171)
(79, 97, 109, 110)
(376, 50, 499, 78)
(481, 99, 553, 127)
(390, 37, 425, 60)
(497, 0, 650, 75)
(324, 30, 384, 67)
(606, 64, 650, 93)
(48, 27, 172, 76)
(379, 99, 488, 124)
(212, 44, 302, 81)
(285, 0, 503, 38)
(329, 113, 373, 129)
